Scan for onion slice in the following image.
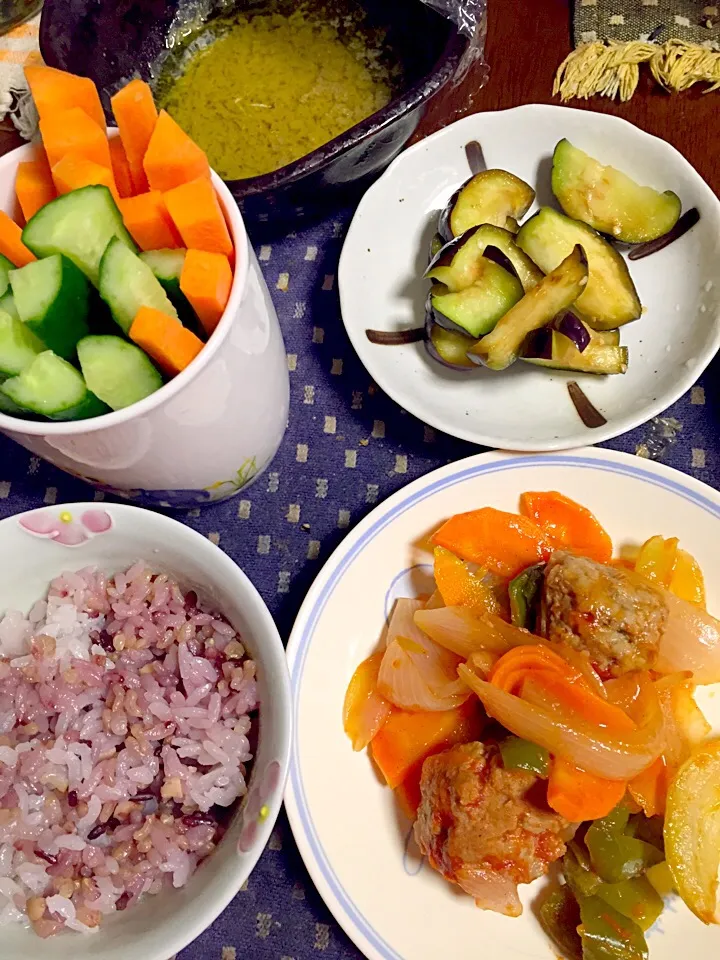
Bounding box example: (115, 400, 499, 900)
(458, 666, 664, 780)
(655, 590, 720, 683)
(378, 599, 470, 711)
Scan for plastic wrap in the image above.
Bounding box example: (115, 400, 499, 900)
(421, 0, 487, 82)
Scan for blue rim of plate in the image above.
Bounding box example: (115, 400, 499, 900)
(285, 451, 720, 960)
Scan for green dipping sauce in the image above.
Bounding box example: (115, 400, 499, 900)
(159, 4, 397, 181)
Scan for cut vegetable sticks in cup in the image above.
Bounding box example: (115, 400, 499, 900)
(110, 78, 158, 194)
(109, 137, 134, 199)
(52, 155, 118, 202)
(24, 64, 106, 130)
(180, 249, 233, 335)
(15, 154, 55, 222)
(130, 305, 203, 377)
(40, 107, 112, 171)
(119, 191, 183, 251)
(143, 110, 210, 193)
(0, 210, 35, 267)
(164, 176, 233, 257)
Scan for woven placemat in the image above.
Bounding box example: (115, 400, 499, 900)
(556, 1, 720, 100)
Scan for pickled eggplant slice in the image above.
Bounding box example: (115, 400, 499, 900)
(424, 302, 476, 370)
(426, 225, 541, 292)
(429, 232, 445, 263)
(516, 207, 641, 330)
(522, 327, 628, 375)
(552, 139, 681, 243)
(468, 245, 589, 371)
(430, 257, 524, 339)
(438, 170, 536, 241)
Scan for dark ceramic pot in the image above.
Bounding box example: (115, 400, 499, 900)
(39, 0, 469, 225)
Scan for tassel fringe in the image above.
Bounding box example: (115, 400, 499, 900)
(554, 39, 720, 102)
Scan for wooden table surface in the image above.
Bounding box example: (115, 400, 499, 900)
(417, 0, 719, 196)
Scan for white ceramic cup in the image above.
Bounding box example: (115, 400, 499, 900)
(0, 140, 289, 509)
(0, 500, 291, 960)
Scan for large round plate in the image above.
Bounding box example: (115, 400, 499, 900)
(338, 106, 720, 450)
(285, 448, 720, 960)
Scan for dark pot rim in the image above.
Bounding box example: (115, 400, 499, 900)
(224, 27, 469, 196)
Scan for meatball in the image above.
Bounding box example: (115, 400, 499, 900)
(542, 551, 667, 678)
(414, 741, 575, 917)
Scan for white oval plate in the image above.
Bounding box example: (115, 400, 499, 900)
(285, 447, 720, 960)
(338, 106, 720, 450)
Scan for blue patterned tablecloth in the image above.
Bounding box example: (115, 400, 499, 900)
(0, 207, 717, 959)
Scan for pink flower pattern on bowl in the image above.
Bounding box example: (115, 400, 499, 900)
(238, 760, 282, 854)
(18, 508, 113, 546)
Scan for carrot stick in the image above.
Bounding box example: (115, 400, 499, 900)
(0, 210, 35, 266)
(129, 306, 203, 376)
(395, 768, 423, 820)
(119, 191, 182, 251)
(164, 177, 233, 257)
(51, 155, 118, 202)
(628, 756, 669, 818)
(489, 644, 584, 695)
(370, 699, 484, 789)
(547, 756, 627, 821)
(110, 79, 158, 194)
(25, 64, 105, 130)
(15, 153, 55, 222)
(179, 248, 233, 335)
(40, 107, 112, 171)
(519, 491, 612, 563)
(432, 507, 552, 578)
(143, 110, 210, 193)
(109, 137, 134, 199)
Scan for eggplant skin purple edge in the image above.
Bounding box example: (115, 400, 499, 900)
(423, 293, 476, 372)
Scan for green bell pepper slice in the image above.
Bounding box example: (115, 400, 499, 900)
(564, 843, 602, 899)
(579, 895, 648, 960)
(508, 563, 545, 628)
(499, 736, 550, 776)
(595, 875, 663, 932)
(539, 886, 582, 960)
(586, 804, 663, 884)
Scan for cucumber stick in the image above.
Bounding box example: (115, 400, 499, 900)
(77, 335, 163, 410)
(22, 185, 136, 287)
(0, 292, 19, 320)
(0, 253, 14, 298)
(99, 238, 178, 334)
(0, 309, 45, 379)
(2, 351, 109, 420)
(139, 248, 203, 338)
(10, 254, 90, 360)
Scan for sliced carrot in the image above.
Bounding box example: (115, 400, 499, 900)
(119, 191, 182, 251)
(489, 644, 584, 696)
(15, 153, 55, 222)
(343, 652, 393, 752)
(395, 768, 423, 820)
(179, 248, 232, 335)
(129, 306, 203, 377)
(370, 699, 484, 789)
(432, 507, 552, 578)
(629, 756, 670, 818)
(109, 137, 134, 199)
(40, 108, 111, 171)
(110, 78, 158, 194)
(51, 155, 118, 201)
(433, 546, 504, 616)
(548, 756, 627, 821)
(143, 110, 210, 193)
(526, 671, 637, 734)
(519, 491, 613, 563)
(25, 64, 105, 130)
(164, 177, 233, 257)
(0, 210, 35, 266)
